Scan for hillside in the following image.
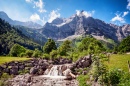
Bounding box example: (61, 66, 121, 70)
(0, 18, 41, 55)
(15, 25, 47, 45)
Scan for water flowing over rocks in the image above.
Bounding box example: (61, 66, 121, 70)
(2, 55, 93, 86)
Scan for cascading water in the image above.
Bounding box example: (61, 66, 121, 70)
(41, 65, 69, 79)
(38, 64, 78, 86)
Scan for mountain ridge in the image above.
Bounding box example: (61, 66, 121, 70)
(0, 11, 130, 43)
(41, 11, 130, 42)
(0, 18, 41, 55)
(0, 11, 42, 29)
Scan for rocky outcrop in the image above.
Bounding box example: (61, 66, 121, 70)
(0, 58, 50, 76)
(53, 57, 72, 65)
(75, 55, 92, 68)
(0, 57, 73, 77)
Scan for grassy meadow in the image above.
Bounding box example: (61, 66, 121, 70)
(0, 56, 32, 65)
(105, 54, 130, 72)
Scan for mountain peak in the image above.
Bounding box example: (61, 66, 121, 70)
(51, 18, 64, 25)
(0, 11, 12, 22)
(0, 11, 42, 29)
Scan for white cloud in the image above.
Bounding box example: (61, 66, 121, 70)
(48, 10, 60, 23)
(122, 11, 129, 17)
(111, 14, 125, 23)
(34, 0, 46, 13)
(25, 0, 32, 3)
(111, 11, 129, 24)
(25, 0, 46, 13)
(41, 17, 46, 25)
(76, 10, 95, 17)
(30, 13, 40, 21)
(127, 0, 130, 10)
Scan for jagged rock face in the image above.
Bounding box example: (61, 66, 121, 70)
(121, 24, 130, 37)
(41, 12, 130, 42)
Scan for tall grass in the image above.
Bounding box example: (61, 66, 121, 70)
(0, 56, 32, 64)
(105, 54, 130, 72)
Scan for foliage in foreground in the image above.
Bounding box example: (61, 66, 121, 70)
(0, 73, 13, 86)
(101, 69, 130, 86)
(77, 75, 90, 86)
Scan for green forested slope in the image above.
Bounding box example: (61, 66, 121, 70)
(0, 18, 41, 55)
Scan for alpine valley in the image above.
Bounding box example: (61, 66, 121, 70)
(0, 11, 130, 45)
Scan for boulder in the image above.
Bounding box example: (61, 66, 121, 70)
(30, 67, 38, 75)
(75, 55, 92, 68)
(0, 65, 4, 71)
(82, 61, 91, 68)
(19, 65, 25, 70)
(10, 68, 18, 75)
(41, 62, 49, 71)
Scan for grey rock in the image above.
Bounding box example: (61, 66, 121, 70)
(30, 67, 38, 75)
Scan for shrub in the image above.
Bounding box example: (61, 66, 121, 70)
(50, 50, 58, 59)
(26, 50, 33, 57)
(42, 53, 50, 60)
(101, 68, 123, 85)
(9, 44, 26, 57)
(32, 48, 42, 58)
(77, 75, 90, 86)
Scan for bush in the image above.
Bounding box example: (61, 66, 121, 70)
(50, 50, 58, 59)
(20, 52, 26, 57)
(119, 72, 130, 86)
(77, 75, 90, 86)
(42, 53, 50, 60)
(32, 49, 42, 57)
(102, 68, 124, 86)
(9, 44, 26, 57)
(26, 50, 33, 57)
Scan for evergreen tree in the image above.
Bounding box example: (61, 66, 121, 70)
(118, 36, 130, 53)
(43, 39, 57, 54)
(58, 40, 72, 56)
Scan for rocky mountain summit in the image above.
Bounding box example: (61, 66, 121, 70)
(41, 11, 130, 42)
(0, 11, 130, 43)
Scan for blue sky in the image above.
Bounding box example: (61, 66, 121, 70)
(0, 0, 130, 26)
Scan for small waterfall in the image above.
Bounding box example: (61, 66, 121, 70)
(41, 65, 70, 78)
(47, 65, 60, 76)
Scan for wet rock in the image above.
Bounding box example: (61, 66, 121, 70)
(7, 74, 78, 86)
